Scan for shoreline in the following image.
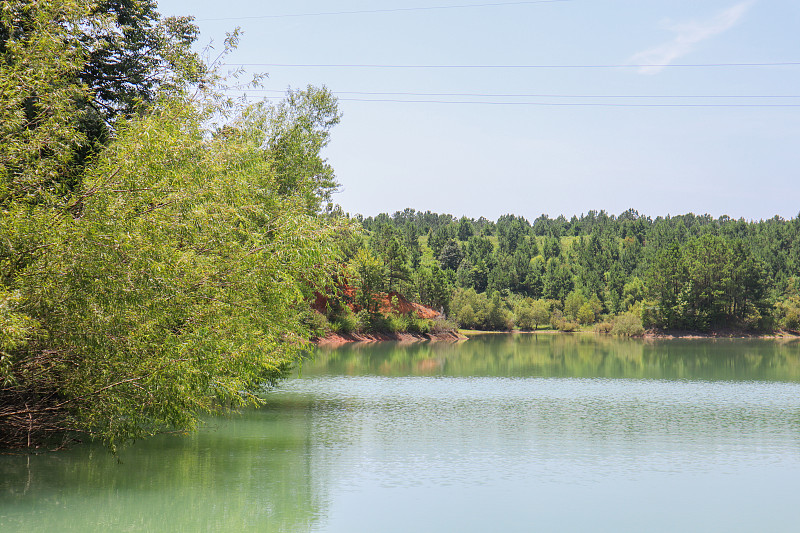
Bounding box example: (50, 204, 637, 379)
(642, 329, 800, 340)
(315, 328, 799, 345)
(314, 330, 467, 346)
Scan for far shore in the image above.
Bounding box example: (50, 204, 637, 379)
(315, 330, 467, 346)
(315, 328, 800, 345)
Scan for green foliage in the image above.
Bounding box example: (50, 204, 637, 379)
(386, 314, 409, 334)
(564, 290, 586, 321)
(0, 96, 344, 444)
(77, 0, 204, 119)
(0, 288, 38, 386)
(354, 208, 800, 335)
(594, 321, 614, 334)
(545, 299, 578, 331)
(611, 312, 645, 337)
(438, 239, 464, 271)
(414, 264, 451, 314)
(241, 86, 341, 213)
(775, 278, 800, 331)
(486, 292, 513, 331)
(530, 299, 552, 330)
(349, 248, 384, 313)
(0, 1, 90, 203)
(577, 303, 596, 325)
(496, 214, 530, 254)
(405, 316, 432, 335)
(621, 276, 645, 311)
(456, 216, 474, 241)
(543, 257, 573, 301)
(781, 304, 800, 330)
(646, 235, 768, 330)
(0, 20, 345, 449)
(450, 288, 511, 331)
(319, 295, 356, 336)
(510, 296, 550, 331)
(456, 303, 477, 329)
(368, 223, 412, 293)
(304, 310, 332, 339)
(0, 1, 206, 202)
(512, 297, 536, 330)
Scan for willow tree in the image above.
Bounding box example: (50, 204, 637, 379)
(1, 2, 345, 449)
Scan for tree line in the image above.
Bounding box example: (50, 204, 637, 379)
(317, 208, 800, 336)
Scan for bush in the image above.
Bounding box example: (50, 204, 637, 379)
(332, 311, 360, 335)
(354, 311, 414, 334)
(776, 297, 800, 331)
(550, 308, 564, 330)
(611, 312, 645, 337)
(564, 290, 585, 321)
(594, 321, 613, 334)
(304, 310, 332, 338)
(386, 314, 409, 333)
(456, 303, 477, 329)
(406, 317, 432, 335)
(429, 316, 458, 334)
(784, 308, 800, 330)
(485, 292, 513, 331)
(558, 320, 579, 332)
(513, 299, 536, 330)
(577, 302, 596, 325)
(531, 299, 551, 330)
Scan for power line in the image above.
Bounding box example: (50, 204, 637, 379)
(232, 95, 800, 107)
(226, 88, 800, 99)
(197, 1, 570, 21)
(227, 61, 800, 69)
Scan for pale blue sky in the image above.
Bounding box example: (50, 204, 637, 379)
(156, 0, 800, 221)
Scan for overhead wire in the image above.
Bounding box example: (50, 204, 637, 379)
(227, 94, 800, 107)
(227, 61, 800, 69)
(196, 3, 799, 107)
(197, 1, 571, 21)
(225, 88, 800, 99)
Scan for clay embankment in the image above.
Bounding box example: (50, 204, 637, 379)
(317, 330, 466, 345)
(312, 289, 465, 345)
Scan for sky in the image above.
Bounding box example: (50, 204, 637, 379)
(155, 0, 800, 221)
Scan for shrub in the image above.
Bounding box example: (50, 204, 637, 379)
(531, 299, 551, 330)
(550, 308, 564, 330)
(594, 321, 613, 334)
(564, 290, 585, 321)
(456, 303, 477, 329)
(784, 308, 800, 330)
(558, 320, 579, 332)
(304, 310, 332, 338)
(332, 312, 360, 335)
(611, 311, 645, 337)
(387, 314, 408, 333)
(514, 299, 536, 330)
(429, 317, 458, 334)
(406, 317, 432, 335)
(577, 302, 596, 325)
(776, 296, 800, 331)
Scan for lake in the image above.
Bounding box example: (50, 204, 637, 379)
(2, 334, 800, 532)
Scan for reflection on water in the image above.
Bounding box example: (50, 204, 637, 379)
(1, 335, 800, 532)
(310, 334, 800, 381)
(0, 407, 325, 532)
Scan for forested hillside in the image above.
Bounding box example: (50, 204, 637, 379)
(319, 208, 800, 336)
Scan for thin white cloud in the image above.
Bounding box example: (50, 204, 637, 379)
(631, 1, 755, 74)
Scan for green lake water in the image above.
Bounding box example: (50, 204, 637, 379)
(3, 334, 800, 532)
